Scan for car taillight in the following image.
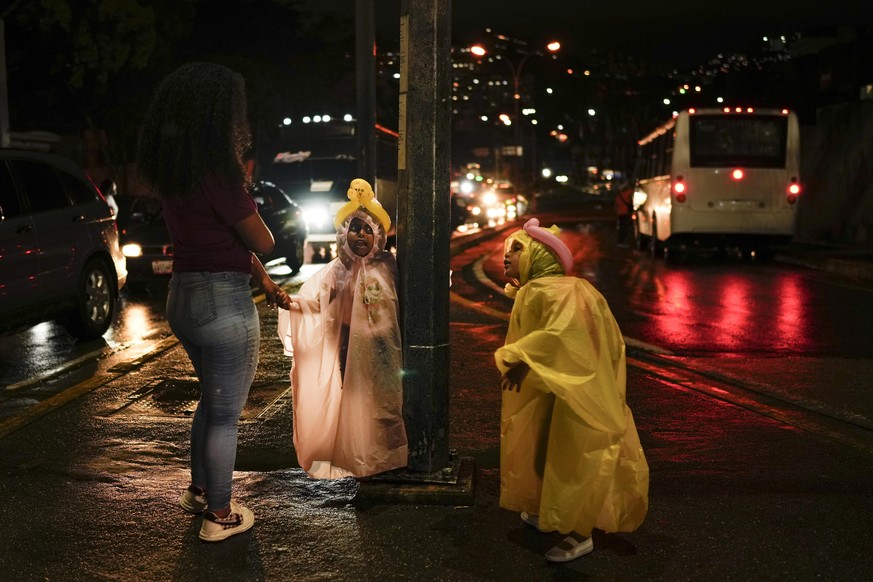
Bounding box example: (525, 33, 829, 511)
(732, 169, 744, 180)
(673, 177, 686, 203)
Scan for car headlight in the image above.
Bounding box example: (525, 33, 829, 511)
(122, 243, 143, 258)
(481, 191, 497, 207)
(302, 205, 330, 229)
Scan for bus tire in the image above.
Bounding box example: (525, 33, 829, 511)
(650, 220, 662, 258)
(633, 216, 648, 250)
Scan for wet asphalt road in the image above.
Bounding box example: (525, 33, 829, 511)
(1, 204, 872, 580)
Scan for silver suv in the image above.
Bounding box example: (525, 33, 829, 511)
(0, 150, 127, 339)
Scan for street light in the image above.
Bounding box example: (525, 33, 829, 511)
(470, 40, 560, 185)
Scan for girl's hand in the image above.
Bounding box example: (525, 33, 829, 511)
(499, 361, 529, 392)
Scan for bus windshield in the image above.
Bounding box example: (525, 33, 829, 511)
(266, 156, 356, 183)
(690, 115, 788, 168)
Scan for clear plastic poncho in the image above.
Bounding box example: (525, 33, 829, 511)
(278, 209, 408, 478)
(494, 227, 649, 536)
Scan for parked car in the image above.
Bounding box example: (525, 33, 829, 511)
(0, 149, 127, 340)
(115, 194, 172, 291)
(251, 180, 307, 272)
(118, 181, 307, 291)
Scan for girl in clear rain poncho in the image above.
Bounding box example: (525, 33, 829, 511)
(495, 218, 649, 562)
(278, 179, 408, 479)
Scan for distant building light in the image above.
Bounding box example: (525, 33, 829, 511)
(542, 168, 552, 178)
(302, 116, 312, 123)
(480, 115, 489, 122)
(717, 97, 724, 103)
(322, 114, 331, 122)
(546, 88, 554, 94)
(344, 114, 354, 122)
(663, 98, 671, 105)
(393, 73, 401, 79)
(313, 115, 322, 122)
(588, 109, 596, 116)
(583, 70, 590, 76)
(555, 175, 569, 183)
(531, 119, 538, 125)
(283, 118, 292, 126)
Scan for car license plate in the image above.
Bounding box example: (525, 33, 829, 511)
(151, 260, 173, 275)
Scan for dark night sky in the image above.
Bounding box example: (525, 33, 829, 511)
(305, 0, 873, 69)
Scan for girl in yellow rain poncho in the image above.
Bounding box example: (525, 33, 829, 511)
(494, 218, 649, 562)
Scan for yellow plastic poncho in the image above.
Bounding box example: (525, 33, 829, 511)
(494, 226, 649, 537)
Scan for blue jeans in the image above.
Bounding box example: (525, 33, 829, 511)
(167, 271, 259, 511)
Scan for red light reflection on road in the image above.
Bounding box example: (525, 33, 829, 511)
(774, 274, 806, 349)
(716, 276, 751, 349)
(644, 269, 811, 352)
(658, 270, 700, 343)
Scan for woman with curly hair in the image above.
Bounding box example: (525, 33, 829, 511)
(138, 62, 289, 542)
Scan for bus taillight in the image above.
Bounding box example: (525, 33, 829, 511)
(787, 180, 801, 203)
(732, 169, 744, 180)
(673, 179, 687, 203)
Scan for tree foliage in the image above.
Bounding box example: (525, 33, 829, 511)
(3, 0, 356, 169)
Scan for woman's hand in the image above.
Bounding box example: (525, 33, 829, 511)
(262, 279, 291, 309)
(251, 254, 290, 309)
(499, 361, 530, 392)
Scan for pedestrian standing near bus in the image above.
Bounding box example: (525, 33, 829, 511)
(495, 218, 649, 562)
(137, 62, 289, 543)
(614, 179, 634, 247)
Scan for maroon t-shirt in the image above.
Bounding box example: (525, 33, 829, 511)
(162, 178, 257, 273)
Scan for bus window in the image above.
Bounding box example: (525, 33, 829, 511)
(690, 115, 788, 168)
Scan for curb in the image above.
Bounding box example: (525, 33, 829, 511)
(774, 253, 873, 283)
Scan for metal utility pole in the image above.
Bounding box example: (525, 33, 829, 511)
(355, 0, 376, 185)
(397, 0, 452, 473)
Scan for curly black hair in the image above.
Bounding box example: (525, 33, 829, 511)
(137, 62, 251, 199)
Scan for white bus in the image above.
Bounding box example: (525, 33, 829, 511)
(633, 107, 801, 257)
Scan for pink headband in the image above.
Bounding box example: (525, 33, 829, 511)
(523, 218, 573, 274)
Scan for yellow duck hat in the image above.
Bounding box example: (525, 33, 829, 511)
(333, 178, 392, 232)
